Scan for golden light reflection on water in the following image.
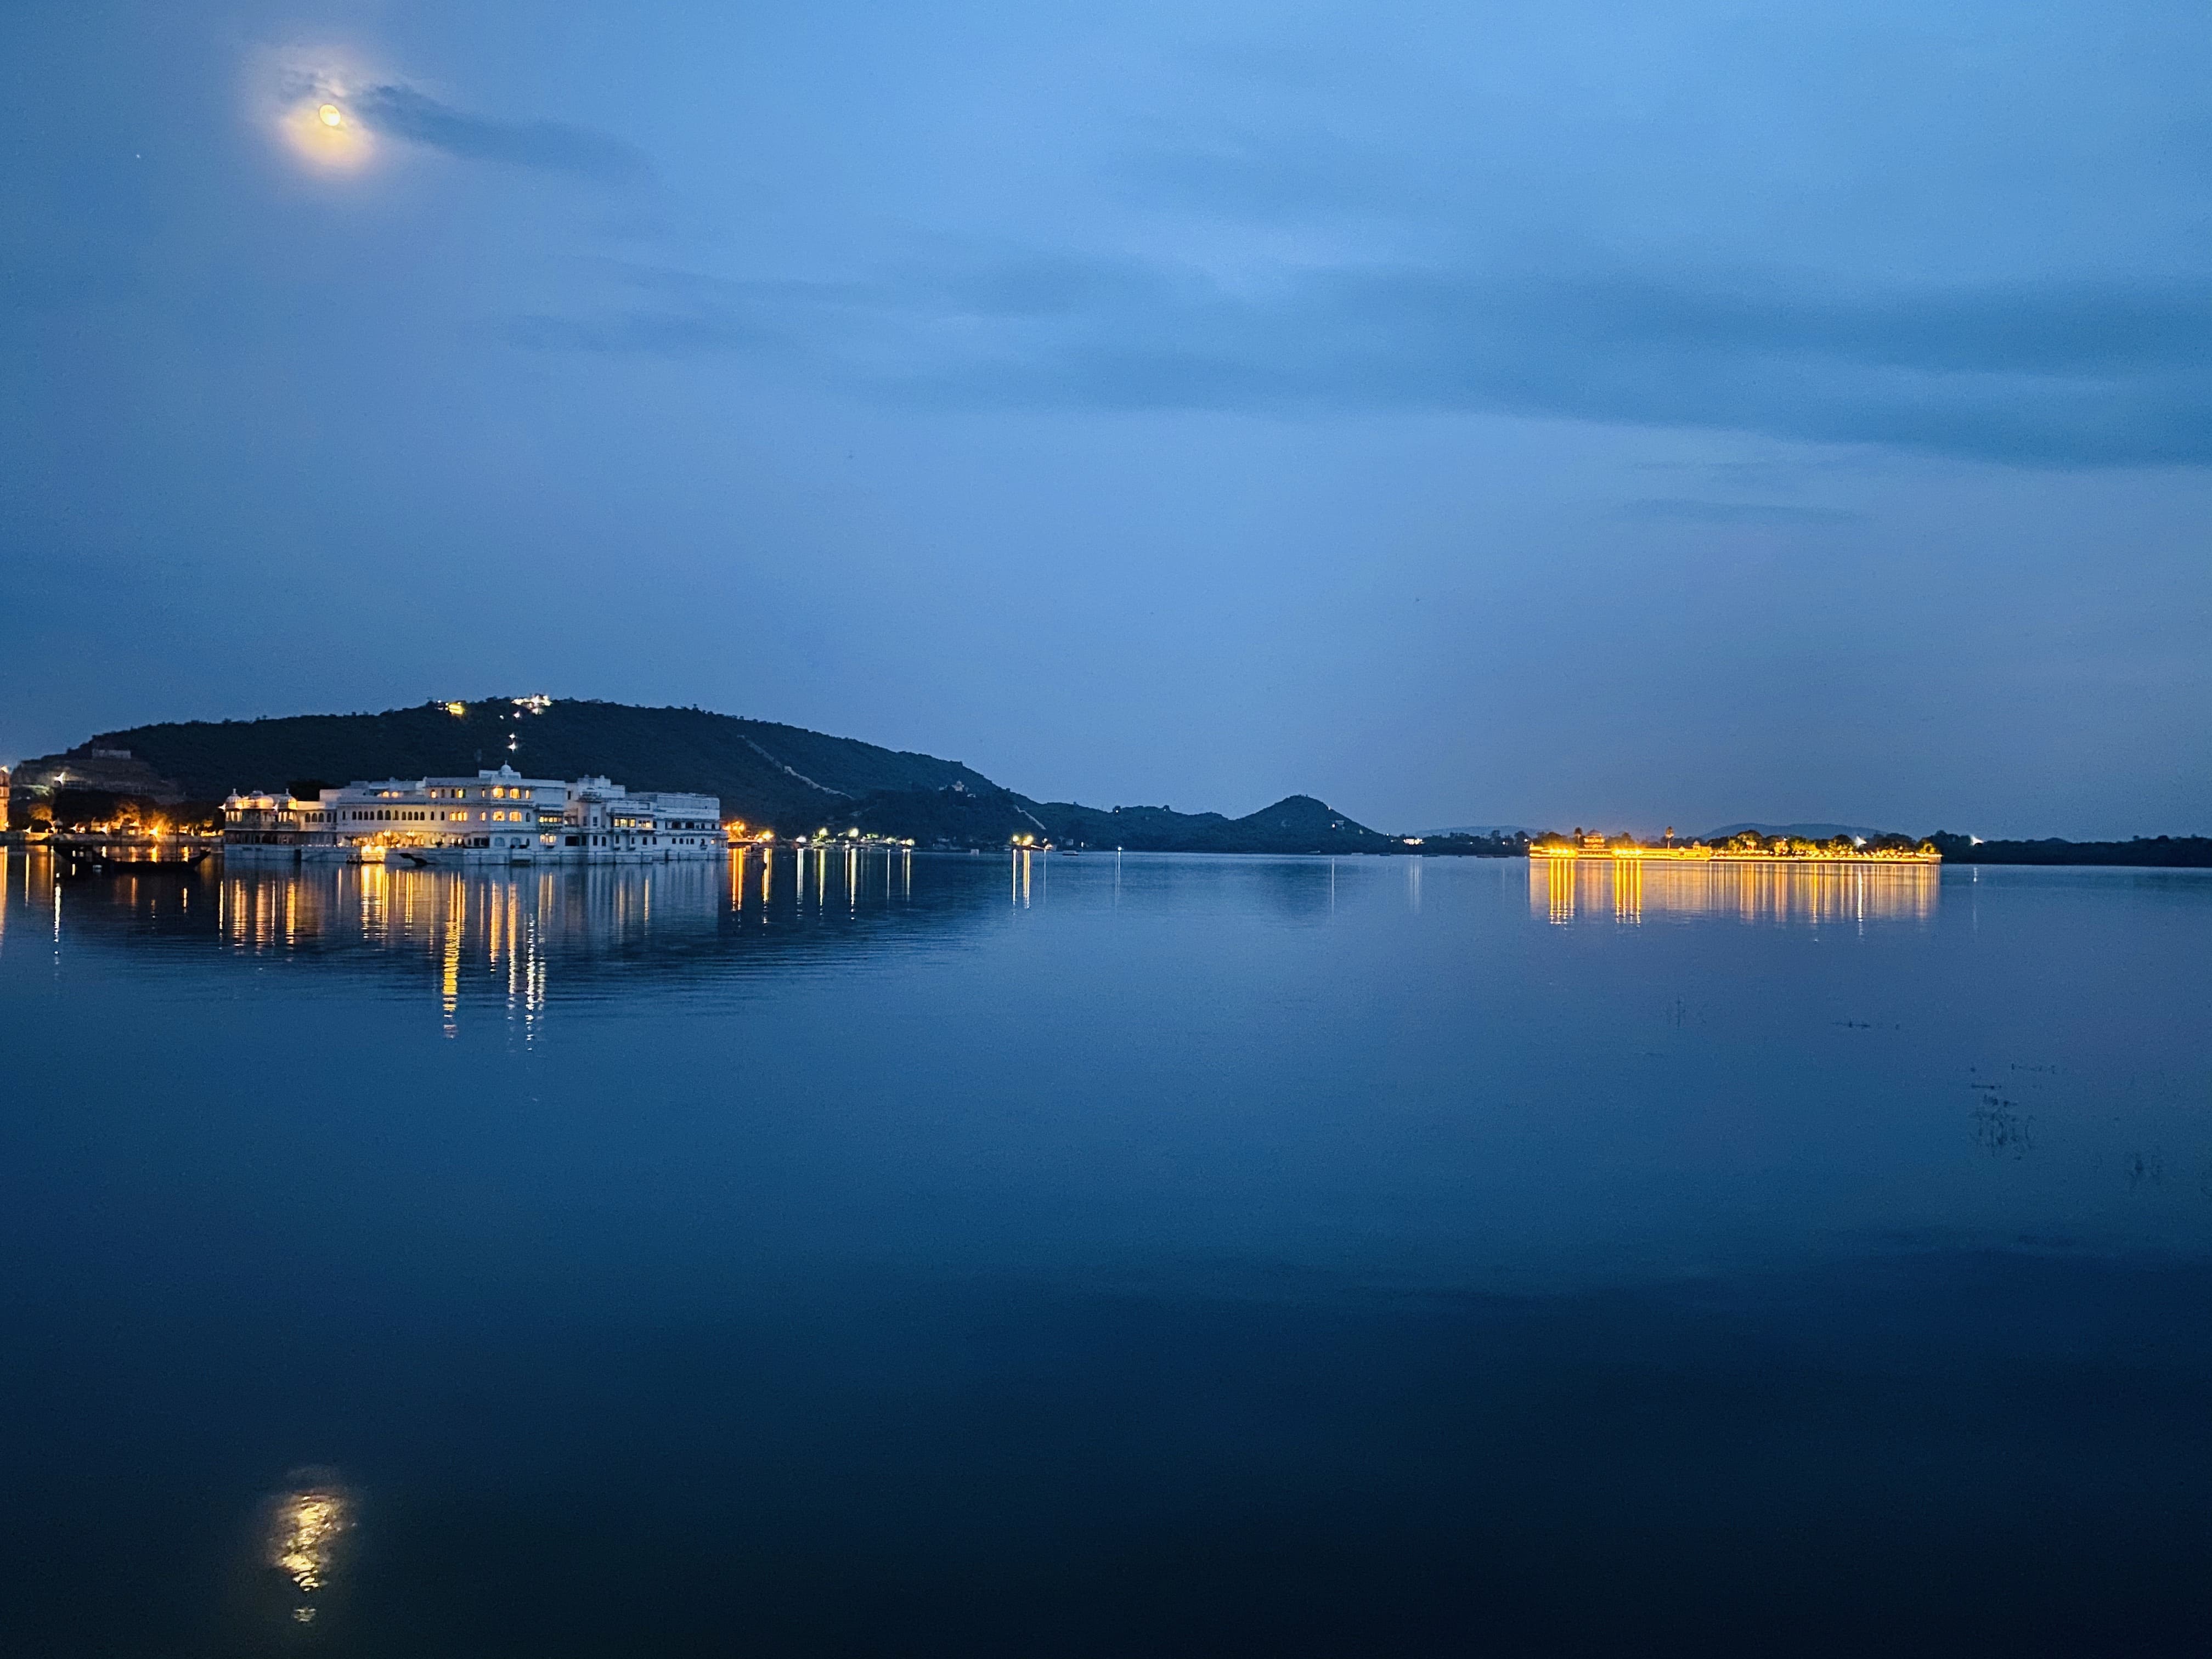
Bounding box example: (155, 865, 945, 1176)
(441, 887, 463, 1036)
(266, 1475, 351, 1624)
(191, 847, 917, 1030)
(1534, 855, 1938, 927)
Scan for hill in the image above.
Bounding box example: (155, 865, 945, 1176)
(1926, 833, 2212, 868)
(13, 698, 997, 834)
(809, 787, 1398, 849)
(829, 788, 1403, 853)
(8, 697, 1479, 854)
(1038, 794, 1400, 854)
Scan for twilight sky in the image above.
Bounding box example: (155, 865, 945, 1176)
(5, 1, 2208, 836)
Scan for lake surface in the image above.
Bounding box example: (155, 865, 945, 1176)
(3, 848, 2209, 1656)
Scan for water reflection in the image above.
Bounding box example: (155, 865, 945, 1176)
(1533, 855, 1938, 927)
(264, 1471, 351, 1626)
(7, 847, 2212, 1656)
(7, 843, 937, 1033)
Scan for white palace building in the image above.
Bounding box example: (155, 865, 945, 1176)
(223, 766, 723, 865)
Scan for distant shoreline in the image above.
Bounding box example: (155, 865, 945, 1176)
(4, 697, 2204, 866)
(6, 830, 2210, 871)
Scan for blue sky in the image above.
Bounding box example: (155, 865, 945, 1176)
(4, 1, 2208, 834)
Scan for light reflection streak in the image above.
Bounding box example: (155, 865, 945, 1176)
(18, 848, 926, 1034)
(441, 889, 462, 1037)
(207, 859, 843, 1027)
(1533, 856, 1938, 927)
(266, 1473, 351, 1625)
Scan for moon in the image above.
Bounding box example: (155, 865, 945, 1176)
(280, 88, 372, 170)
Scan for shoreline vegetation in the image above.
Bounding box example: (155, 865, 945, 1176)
(3, 698, 2207, 867)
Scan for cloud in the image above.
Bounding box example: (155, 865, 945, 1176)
(1618, 499, 1867, 526)
(1118, 131, 1416, 221)
(508, 265, 878, 357)
(895, 258, 2212, 469)
(509, 311, 760, 354)
(506, 247, 2212, 468)
(343, 82, 649, 184)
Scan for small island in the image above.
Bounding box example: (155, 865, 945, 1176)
(1531, 828, 1940, 862)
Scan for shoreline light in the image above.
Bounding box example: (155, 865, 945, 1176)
(1528, 830, 1939, 864)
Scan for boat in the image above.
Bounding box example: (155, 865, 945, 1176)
(58, 849, 210, 880)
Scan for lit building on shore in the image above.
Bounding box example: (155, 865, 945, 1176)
(1527, 826, 1939, 862)
(223, 765, 722, 865)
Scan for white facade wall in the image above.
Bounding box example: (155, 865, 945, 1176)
(224, 766, 724, 864)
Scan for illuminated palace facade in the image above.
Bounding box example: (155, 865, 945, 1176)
(222, 765, 722, 865)
(1529, 828, 1939, 863)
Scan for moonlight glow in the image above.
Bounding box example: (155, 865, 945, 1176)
(280, 86, 371, 170)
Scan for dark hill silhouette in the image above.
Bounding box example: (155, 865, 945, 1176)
(837, 783, 1052, 845)
(824, 788, 1398, 853)
(1019, 792, 1397, 853)
(14, 698, 1455, 853)
(22, 698, 997, 833)
(1926, 832, 2212, 868)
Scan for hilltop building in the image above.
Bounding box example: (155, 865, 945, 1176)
(223, 766, 721, 865)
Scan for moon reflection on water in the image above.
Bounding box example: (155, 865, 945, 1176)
(264, 1472, 352, 1626)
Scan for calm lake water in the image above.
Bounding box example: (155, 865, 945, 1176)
(3, 848, 2209, 1656)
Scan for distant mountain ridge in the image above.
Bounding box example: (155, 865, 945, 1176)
(838, 786, 1404, 854)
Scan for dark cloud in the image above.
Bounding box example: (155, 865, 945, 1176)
(930, 255, 1182, 320)
(1118, 132, 1414, 219)
(1618, 499, 1868, 526)
(897, 259, 2212, 469)
(508, 311, 762, 354)
(347, 83, 648, 184)
(509, 267, 876, 357)
(1550, 273, 2212, 377)
(506, 240, 2212, 467)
